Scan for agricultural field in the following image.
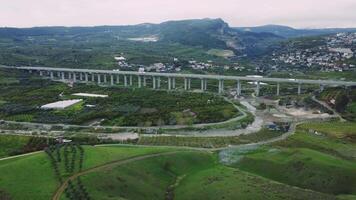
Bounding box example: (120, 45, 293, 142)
(0, 69, 239, 126)
(224, 121, 356, 198)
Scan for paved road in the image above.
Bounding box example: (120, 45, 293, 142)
(3, 65, 356, 86)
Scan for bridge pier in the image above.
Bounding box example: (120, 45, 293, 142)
(110, 74, 114, 86)
(97, 74, 101, 84)
(73, 73, 77, 82)
(218, 80, 224, 94)
(201, 79, 205, 91)
(85, 73, 88, 82)
(184, 78, 188, 90)
(168, 77, 172, 90)
(50, 71, 54, 79)
(320, 84, 325, 92)
(129, 75, 133, 86)
(237, 80, 241, 96)
(143, 76, 147, 87)
(61, 72, 65, 81)
(157, 77, 161, 89)
(256, 81, 260, 97)
(91, 73, 94, 82)
(153, 76, 156, 89)
(116, 75, 120, 84)
(138, 76, 142, 88)
(79, 73, 83, 81)
(124, 75, 128, 87)
(277, 82, 280, 96)
(172, 77, 176, 89)
(39, 71, 43, 76)
(103, 74, 107, 83)
(298, 83, 302, 95)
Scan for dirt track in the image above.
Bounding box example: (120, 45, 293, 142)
(51, 151, 192, 200)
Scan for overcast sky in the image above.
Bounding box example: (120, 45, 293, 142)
(1, 0, 356, 28)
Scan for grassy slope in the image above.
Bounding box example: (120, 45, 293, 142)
(77, 151, 215, 200)
(176, 166, 336, 200)
(0, 135, 29, 158)
(0, 146, 182, 200)
(233, 122, 356, 196)
(75, 152, 335, 200)
(0, 153, 57, 200)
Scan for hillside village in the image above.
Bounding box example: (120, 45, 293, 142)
(272, 33, 356, 72)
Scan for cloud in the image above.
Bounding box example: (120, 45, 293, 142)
(0, 0, 355, 28)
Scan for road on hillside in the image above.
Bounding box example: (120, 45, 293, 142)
(51, 151, 198, 200)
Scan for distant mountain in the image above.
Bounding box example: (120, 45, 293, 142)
(235, 25, 356, 38)
(0, 18, 282, 56)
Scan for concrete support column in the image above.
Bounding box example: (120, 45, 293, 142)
(129, 75, 133, 86)
(138, 76, 142, 88)
(201, 79, 205, 91)
(143, 76, 147, 87)
(320, 84, 325, 92)
(187, 78, 191, 90)
(153, 77, 156, 89)
(277, 82, 280, 96)
(91, 74, 95, 82)
(116, 75, 120, 84)
(298, 83, 302, 95)
(204, 79, 207, 91)
(50, 71, 54, 79)
(172, 78, 176, 89)
(168, 77, 172, 90)
(184, 78, 188, 90)
(110, 74, 114, 86)
(124, 75, 128, 87)
(256, 81, 260, 97)
(85, 73, 88, 82)
(68, 72, 71, 79)
(218, 80, 224, 94)
(157, 77, 161, 89)
(237, 80, 241, 96)
(61, 72, 65, 80)
(97, 74, 101, 84)
(79, 73, 83, 81)
(57, 71, 61, 78)
(103, 74, 107, 83)
(73, 73, 77, 82)
(39, 71, 43, 76)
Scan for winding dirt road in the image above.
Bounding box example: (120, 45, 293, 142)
(51, 151, 194, 200)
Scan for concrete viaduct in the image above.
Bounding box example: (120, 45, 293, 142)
(11, 66, 356, 96)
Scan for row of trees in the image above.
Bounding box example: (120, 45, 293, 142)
(45, 143, 90, 199)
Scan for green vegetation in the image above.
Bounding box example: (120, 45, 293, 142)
(207, 49, 235, 58)
(67, 150, 335, 200)
(318, 87, 356, 121)
(138, 129, 284, 148)
(0, 135, 53, 158)
(227, 121, 356, 197)
(0, 145, 183, 200)
(0, 69, 239, 126)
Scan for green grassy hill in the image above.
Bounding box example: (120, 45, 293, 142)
(228, 122, 356, 197)
(0, 145, 183, 200)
